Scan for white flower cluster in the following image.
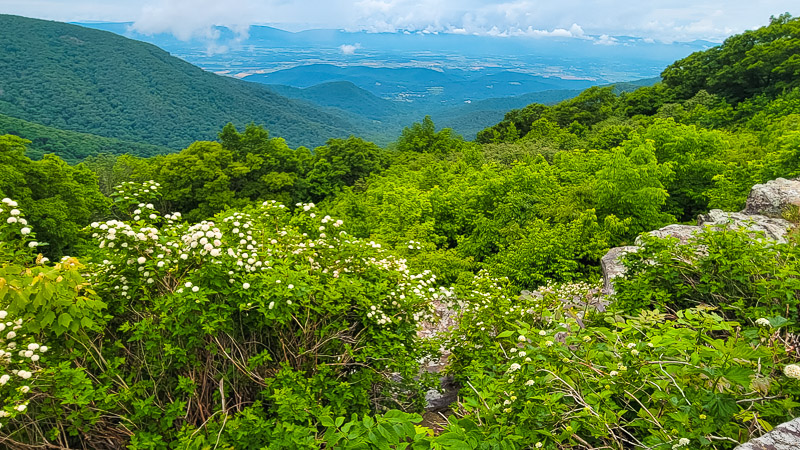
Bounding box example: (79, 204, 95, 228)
(406, 240, 422, 250)
(0, 310, 45, 422)
(672, 438, 690, 449)
(130, 202, 159, 221)
(114, 180, 160, 201)
(755, 318, 771, 328)
(183, 221, 225, 258)
(91, 219, 160, 250)
(784, 364, 800, 379)
(319, 214, 344, 228)
(0, 198, 39, 248)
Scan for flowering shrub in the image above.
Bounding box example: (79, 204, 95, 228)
(39, 180, 443, 445)
(0, 198, 88, 440)
(0, 197, 38, 263)
(0, 307, 47, 431)
(448, 278, 800, 449)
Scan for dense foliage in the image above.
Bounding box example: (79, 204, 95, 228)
(0, 113, 171, 164)
(0, 135, 108, 258)
(1, 13, 800, 449)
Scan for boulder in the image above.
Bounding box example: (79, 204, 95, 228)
(635, 224, 703, 246)
(698, 209, 793, 243)
(744, 178, 800, 217)
(600, 246, 638, 296)
(734, 417, 800, 450)
(602, 203, 796, 296)
(423, 376, 459, 412)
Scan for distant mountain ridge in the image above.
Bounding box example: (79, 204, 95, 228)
(0, 14, 374, 152)
(244, 64, 594, 105)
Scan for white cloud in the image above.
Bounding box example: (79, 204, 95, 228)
(594, 34, 619, 45)
(131, 0, 258, 41)
(512, 23, 587, 38)
(339, 43, 362, 55)
(1, 0, 797, 43)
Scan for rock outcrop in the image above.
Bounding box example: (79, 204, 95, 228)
(698, 210, 793, 243)
(600, 246, 638, 296)
(601, 178, 798, 296)
(744, 178, 800, 217)
(634, 224, 703, 246)
(734, 417, 800, 449)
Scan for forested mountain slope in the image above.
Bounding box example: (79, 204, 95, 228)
(0, 15, 370, 151)
(0, 113, 171, 163)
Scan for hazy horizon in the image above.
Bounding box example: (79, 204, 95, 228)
(1, 1, 795, 45)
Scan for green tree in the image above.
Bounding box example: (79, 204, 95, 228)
(0, 135, 109, 258)
(395, 116, 464, 154)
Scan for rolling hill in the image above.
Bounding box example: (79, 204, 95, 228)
(244, 64, 595, 105)
(0, 14, 374, 152)
(266, 82, 414, 121)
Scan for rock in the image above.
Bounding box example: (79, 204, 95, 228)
(601, 204, 796, 297)
(601, 246, 638, 296)
(635, 224, 704, 246)
(423, 376, 459, 412)
(698, 209, 793, 243)
(744, 178, 800, 217)
(418, 298, 460, 411)
(734, 416, 800, 450)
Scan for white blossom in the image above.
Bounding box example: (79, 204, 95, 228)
(784, 364, 800, 379)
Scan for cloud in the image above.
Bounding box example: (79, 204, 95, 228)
(2, 0, 796, 44)
(594, 34, 619, 45)
(131, 0, 258, 41)
(339, 43, 362, 55)
(513, 23, 587, 38)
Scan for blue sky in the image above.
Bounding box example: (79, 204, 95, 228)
(1, 0, 796, 42)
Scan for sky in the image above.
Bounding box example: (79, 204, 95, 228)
(0, 0, 796, 43)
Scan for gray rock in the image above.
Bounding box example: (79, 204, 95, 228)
(734, 416, 800, 450)
(423, 376, 459, 412)
(601, 246, 638, 296)
(418, 298, 460, 411)
(744, 178, 800, 217)
(698, 209, 793, 243)
(602, 203, 795, 298)
(635, 224, 704, 246)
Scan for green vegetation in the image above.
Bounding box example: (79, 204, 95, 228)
(0, 113, 170, 164)
(1, 14, 800, 449)
(0, 135, 108, 258)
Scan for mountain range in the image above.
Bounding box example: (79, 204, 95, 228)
(0, 14, 668, 162)
(0, 14, 372, 154)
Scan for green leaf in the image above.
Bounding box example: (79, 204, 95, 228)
(704, 394, 737, 420)
(769, 316, 789, 329)
(320, 415, 335, 427)
(57, 312, 72, 329)
(41, 310, 56, 327)
(723, 366, 754, 388)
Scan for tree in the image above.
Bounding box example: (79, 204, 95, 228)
(395, 116, 464, 154)
(0, 135, 108, 258)
(306, 137, 387, 200)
